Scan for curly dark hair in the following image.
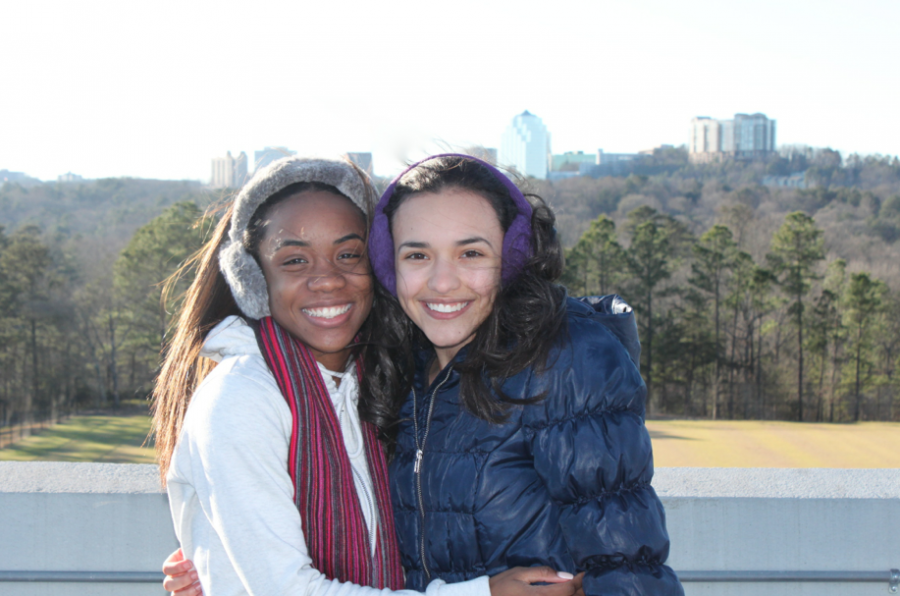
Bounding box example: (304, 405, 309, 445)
(365, 155, 568, 431)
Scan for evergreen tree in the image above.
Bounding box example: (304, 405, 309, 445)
(767, 212, 825, 421)
(113, 202, 209, 395)
(562, 215, 626, 296)
(689, 224, 737, 419)
(624, 206, 692, 414)
(844, 272, 886, 421)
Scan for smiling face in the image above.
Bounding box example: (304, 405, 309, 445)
(392, 187, 504, 370)
(257, 190, 373, 371)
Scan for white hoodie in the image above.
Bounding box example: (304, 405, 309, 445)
(166, 316, 490, 596)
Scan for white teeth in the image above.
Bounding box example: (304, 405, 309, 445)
(426, 302, 468, 313)
(303, 304, 351, 319)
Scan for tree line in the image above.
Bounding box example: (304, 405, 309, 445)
(0, 148, 898, 429)
(0, 202, 208, 430)
(562, 206, 897, 421)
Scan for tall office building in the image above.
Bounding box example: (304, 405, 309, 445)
(254, 146, 297, 172)
(211, 151, 248, 188)
(499, 111, 550, 179)
(689, 113, 776, 163)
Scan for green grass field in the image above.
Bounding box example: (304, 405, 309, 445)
(0, 414, 155, 463)
(1, 414, 898, 468)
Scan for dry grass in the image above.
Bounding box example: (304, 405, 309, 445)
(647, 420, 900, 468)
(3, 415, 898, 468)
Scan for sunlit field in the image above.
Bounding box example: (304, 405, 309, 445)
(647, 420, 900, 468)
(2, 415, 898, 468)
(0, 414, 155, 463)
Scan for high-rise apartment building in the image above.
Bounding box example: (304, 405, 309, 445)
(500, 111, 550, 179)
(689, 113, 776, 163)
(211, 151, 248, 188)
(254, 147, 297, 172)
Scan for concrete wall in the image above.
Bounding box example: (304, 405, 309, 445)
(656, 468, 900, 595)
(1, 463, 898, 596)
(0, 463, 176, 596)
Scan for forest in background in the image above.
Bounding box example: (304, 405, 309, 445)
(0, 147, 898, 432)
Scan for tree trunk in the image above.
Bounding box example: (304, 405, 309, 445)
(646, 291, 653, 417)
(25, 318, 38, 431)
(108, 314, 120, 408)
(797, 296, 804, 422)
(854, 324, 863, 422)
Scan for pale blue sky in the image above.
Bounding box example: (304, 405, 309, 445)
(2, 0, 897, 181)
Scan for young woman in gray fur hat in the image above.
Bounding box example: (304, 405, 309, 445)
(154, 156, 579, 596)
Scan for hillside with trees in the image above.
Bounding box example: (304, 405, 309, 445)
(0, 148, 897, 436)
(0, 178, 221, 433)
(548, 148, 899, 422)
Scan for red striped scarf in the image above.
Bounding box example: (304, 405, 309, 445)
(254, 316, 405, 589)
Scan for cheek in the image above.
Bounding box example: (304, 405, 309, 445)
(469, 269, 501, 300)
(395, 267, 423, 303)
(266, 272, 301, 305)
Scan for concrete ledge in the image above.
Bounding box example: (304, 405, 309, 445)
(654, 467, 900, 499)
(1, 463, 898, 596)
(0, 462, 163, 494)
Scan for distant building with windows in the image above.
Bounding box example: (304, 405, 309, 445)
(211, 151, 248, 188)
(550, 151, 596, 172)
(689, 113, 776, 163)
(254, 146, 296, 172)
(1, 170, 30, 183)
(763, 172, 808, 189)
(345, 152, 373, 176)
(57, 172, 84, 183)
(547, 149, 642, 180)
(596, 149, 639, 165)
(500, 111, 550, 179)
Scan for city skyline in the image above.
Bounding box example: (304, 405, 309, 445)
(2, 0, 897, 182)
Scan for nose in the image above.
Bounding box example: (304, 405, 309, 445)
(307, 259, 348, 292)
(427, 257, 461, 294)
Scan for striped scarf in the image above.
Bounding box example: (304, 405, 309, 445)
(254, 316, 405, 589)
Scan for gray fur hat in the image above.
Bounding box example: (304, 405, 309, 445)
(219, 156, 374, 319)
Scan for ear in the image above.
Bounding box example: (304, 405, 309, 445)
(219, 240, 271, 319)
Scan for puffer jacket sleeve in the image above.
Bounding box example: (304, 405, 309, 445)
(522, 316, 683, 596)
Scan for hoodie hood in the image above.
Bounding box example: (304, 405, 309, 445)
(199, 316, 260, 363)
(570, 295, 641, 368)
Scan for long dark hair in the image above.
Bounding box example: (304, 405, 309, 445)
(152, 171, 405, 483)
(377, 155, 567, 425)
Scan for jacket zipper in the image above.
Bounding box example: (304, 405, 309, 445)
(412, 366, 453, 584)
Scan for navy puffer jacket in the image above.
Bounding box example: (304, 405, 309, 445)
(390, 296, 682, 596)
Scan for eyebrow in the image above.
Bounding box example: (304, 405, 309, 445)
(273, 239, 309, 250)
(335, 233, 365, 244)
(398, 237, 494, 250)
(273, 233, 364, 251)
(456, 236, 494, 248)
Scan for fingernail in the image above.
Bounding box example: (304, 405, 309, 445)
(190, 571, 198, 581)
(557, 571, 574, 580)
